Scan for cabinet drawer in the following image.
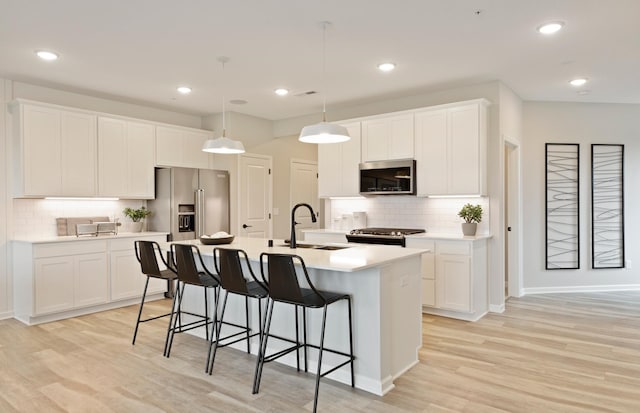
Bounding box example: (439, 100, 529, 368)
(436, 241, 470, 256)
(33, 240, 107, 258)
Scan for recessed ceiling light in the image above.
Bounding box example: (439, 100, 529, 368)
(577, 90, 591, 95)
(36, 50, 59, 61)
(377, 62, 396, 72)
(177, 86, 192, 94)
(537, 21, 564, 35)
(229, 99, 248, 105)
(569, 78, 588, 86)
(274, 88, 289, 96)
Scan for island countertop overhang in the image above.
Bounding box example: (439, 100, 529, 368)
(163, 237, 428, 272)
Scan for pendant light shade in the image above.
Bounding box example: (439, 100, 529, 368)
(299, 122, 350, 144)
(202, 57, 246, 154)
(299, 22, 350, 144)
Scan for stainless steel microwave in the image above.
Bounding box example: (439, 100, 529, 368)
(359, 159, 416, 195)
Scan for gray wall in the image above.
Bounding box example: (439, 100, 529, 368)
(523, 102, 640, 292)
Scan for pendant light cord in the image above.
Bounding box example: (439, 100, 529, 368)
(321, 22, 328, 123)
(218, 56, 229, 137)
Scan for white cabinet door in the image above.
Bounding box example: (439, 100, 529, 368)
(449, 104, 482, 195)
(60, 111, 97, 196)
(110, 250, 144, 301)
(414, 101, 487, 196)
(318, 122, 361, 197)
(415, 109, 448, 196)
(74, 252, 108, 307)
(126, 121, 155, 198)
(436, 254, 471, 312)
(98, 117, 155, 198)
(361, 114, 413, 162)
(22, 105, 62, 196)
(34, 256, 75, 315)
(98, 117, 128, 196)
(156, 126, 212, 169)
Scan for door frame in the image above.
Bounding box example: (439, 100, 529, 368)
(504, 137, 523, 298)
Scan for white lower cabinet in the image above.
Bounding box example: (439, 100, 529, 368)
(109, 238, 166, 301)
(12, 234, 167, 325)
(406, 237, 487, 321)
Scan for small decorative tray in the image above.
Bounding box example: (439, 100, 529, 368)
(200, 235, 235, 245)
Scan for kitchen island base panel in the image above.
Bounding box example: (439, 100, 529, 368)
(177, 253, 422, 396)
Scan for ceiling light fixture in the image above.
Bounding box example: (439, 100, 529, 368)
(274, 88, 289, 96)
(202, 57, 245, 154)
(299, 21, 350, 144)
(537, 21, 564, 34)
(36, 50, 59, 61)
(177, 86, 192, 94)
(377, 62, 396, 72)
(570, 78, 588, 86)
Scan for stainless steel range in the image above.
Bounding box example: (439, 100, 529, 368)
(346, 227, 426, 247)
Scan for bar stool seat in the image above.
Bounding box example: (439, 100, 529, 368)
(132, 240, 178, 346)
(253, 252, 355, 413)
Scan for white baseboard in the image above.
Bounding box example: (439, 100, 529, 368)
(523, 284, 640, 295)
(489, 304, 505, 313)
(0, 310, 14, 321)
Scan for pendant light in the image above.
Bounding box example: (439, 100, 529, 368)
(202, 56, 246, 154)
(299, 22, 350, 144)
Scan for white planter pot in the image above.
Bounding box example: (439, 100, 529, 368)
(461, 223, 477, 236)
(130, 222, 143, 232)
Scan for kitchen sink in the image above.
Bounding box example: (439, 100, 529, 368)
(277, 243, 350, 250)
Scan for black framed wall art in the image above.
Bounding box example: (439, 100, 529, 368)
(591, 144, 625, 269)
(545, 143, 580, 270)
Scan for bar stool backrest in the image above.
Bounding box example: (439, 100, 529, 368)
(214, 248, 250, 294)
(172, 244, 208, 285)
(261, 253, 319, 304)
(135, 240, 163, 277)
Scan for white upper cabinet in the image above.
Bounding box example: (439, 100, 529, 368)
(318, 122, 361, 197)
(361, 113, 414, 162)
(156, 125, 212, 169)
(415, 100, 488, 196)
(13, 102, 97, 197)
(98, 117, 155, 199)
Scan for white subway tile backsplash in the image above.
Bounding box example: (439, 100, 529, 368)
(328, 196, 490, 235)
(12, 199, 150, 238)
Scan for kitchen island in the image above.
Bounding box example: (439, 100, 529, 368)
(167, 237, 426, 396)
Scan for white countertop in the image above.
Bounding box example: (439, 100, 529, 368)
(167, 237, 426, 273)
(12, 231, 169, 244)
(300, 228, 349, 234)
(405, 232, 492, 241)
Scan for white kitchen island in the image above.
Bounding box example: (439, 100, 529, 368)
(167, 237, 426, 396)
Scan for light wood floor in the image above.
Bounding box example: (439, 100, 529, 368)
(1, 291, 640, 412)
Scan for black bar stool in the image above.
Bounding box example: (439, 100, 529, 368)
(132, 240, 178, 346)
(165, 243, 220, 369)
(206, 248, 269, 375)
(253, 252, 355, 413)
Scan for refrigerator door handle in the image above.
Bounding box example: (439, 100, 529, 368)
(196, 189, 205, 238)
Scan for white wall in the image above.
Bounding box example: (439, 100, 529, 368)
(523, 102, 640, 292)
(1, 79, 10, 318)
(202, 110, 273, 150)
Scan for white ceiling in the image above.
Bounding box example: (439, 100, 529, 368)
(1, 0, 639, 121)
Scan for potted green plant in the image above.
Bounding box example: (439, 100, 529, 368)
(123, 206, 152, 232)
(458, 203, 482, 236)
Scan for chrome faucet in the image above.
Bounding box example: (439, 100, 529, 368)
(290, 203, 317, 248)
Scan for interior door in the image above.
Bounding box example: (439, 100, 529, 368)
(290, 160, 319, 241)
(238, 154, 272, 238)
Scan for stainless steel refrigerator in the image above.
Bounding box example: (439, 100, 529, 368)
(147, 168, 230, 241)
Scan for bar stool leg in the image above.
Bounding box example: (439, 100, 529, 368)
(253, 298, 274, 394)
(245, 296, 251, 354)
(303, 307, 308, 372)
(313, 305, 329, 413)
(166, 282, 186, 358)
(132, 276, 150, 345)
(204, 287, 209, 339)
(207, 290, 228, 374)
(295, 305, 300, 372)
(347, 296, 355, 387)
(163, 281, 182, 356)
